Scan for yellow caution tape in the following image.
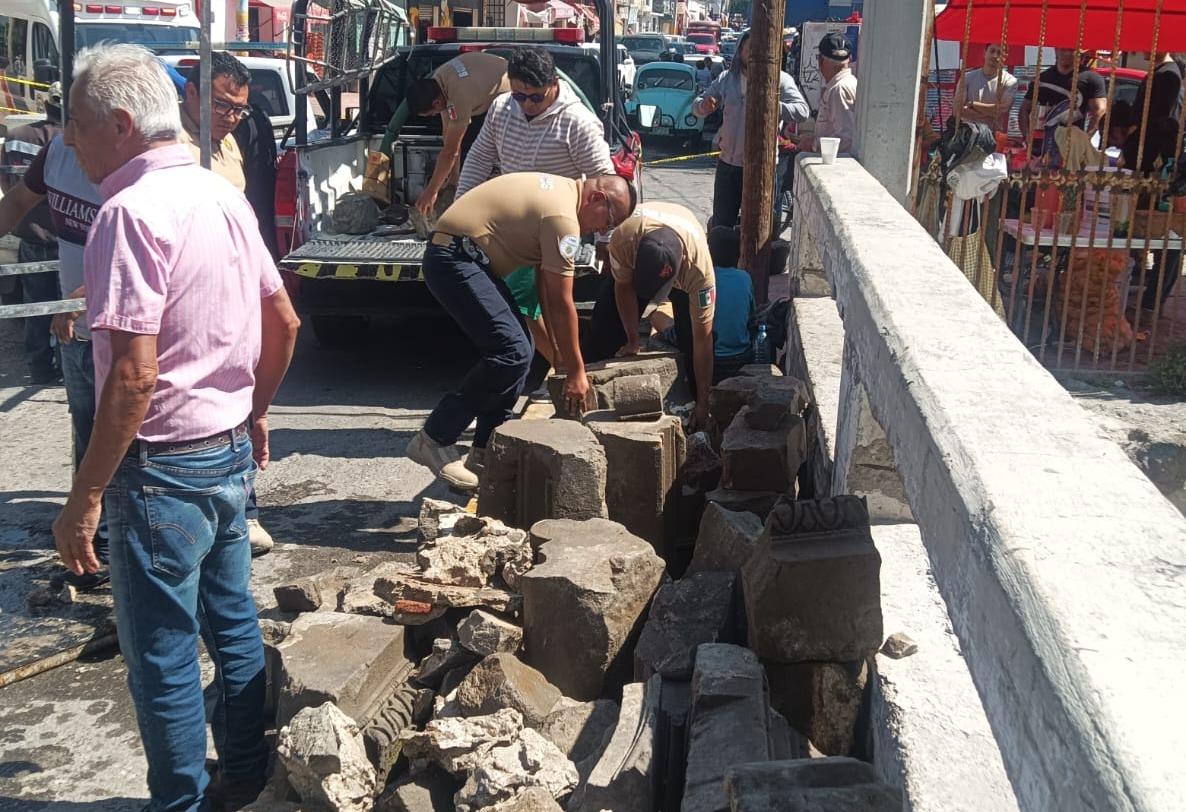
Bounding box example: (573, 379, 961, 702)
(642, 150, 719, 167)
(0, 75, 53, 90)
(0, 105, 31, 115)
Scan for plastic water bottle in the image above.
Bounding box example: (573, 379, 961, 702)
(755, 323, 770, 364)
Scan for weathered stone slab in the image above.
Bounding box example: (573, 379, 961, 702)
(740, 364, 783, 378)
(362, 682, 423, 784)
(457, 609, 522, 656)
(374, 767, 459, 812)
(765, 660, 869, 756)
(277, 702, 377, 812)
(705, 487, 782, 519)
(479, 420, 608, 529)
(724, 758, 902, 811)
(336, 561, 412, 618)
(485, 786, 564, 811)
(742, 497, 882, 663)
(634, 571, 738, 681)
(521, 519, 666, 700)
(567, 678, 659, 812)
(418, 497, 466, 543)
(711, 375, 808, 441)
(400, 708, 525, 775)
(721, 405, 804, 493)
(687, 502, 764, 574)
(375, 567, 521, 615)
(276, 612, 413, 728)
(587, 413, 686, 548)
(548, 353, 682, 418)
(456, 727, 577, 811)
(274, 566, 361, 614)
(607, 373, 664, 419)
(683, 644, 776, 812)
(454, 652, 563, 726)
(682, 430, 722, 492)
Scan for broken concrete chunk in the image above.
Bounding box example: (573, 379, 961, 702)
(567, 678, 659, 812)
(742, 497, 883, 663)
(399, 708, 525, 776)
(607, 373, 664, 419)
(683, 644, 776, 812)
(635, 571, 738, 681)
(721, 405, 802, 493)
(331, 192, 381, 235)
(277, 702, 377, 812)
(374, 766, 459, 812)
(765, 660, 869, 757)
(705, 487, 782, 519)
(484, 786, 564, 811)
(454, 727, 578, 812)
(413, 638, 479, 692)
(880, 632, 918, 659)
(418, 498, 466, 543)
(538, 698, 619, 766)
(457, 609, 523, 656)
(688, 502, 764, 574)
(711, 375, 809, 439)
(276, 612, 413, 728)
(549, 354, 682, 418)
(586, 413, 686, 548)
(479, 420, 608, 529)
(417, 516, 533, 590)
(375, 567, 521, 615)
(521, 518, 666, 700)
(454, 652, 562, 727)
(724, 758, 903, 811)
(274, 566, 362, 614)
(682, 430, 723, 492)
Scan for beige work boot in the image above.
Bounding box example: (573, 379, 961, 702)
(407, 429, 479, 491)
(247, 519, 274, 557)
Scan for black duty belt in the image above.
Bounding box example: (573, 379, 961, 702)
(428, 231, 490, 266)
(126, 421, 250, 460)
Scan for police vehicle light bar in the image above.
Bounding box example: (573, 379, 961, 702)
(427, 26, 585, 45)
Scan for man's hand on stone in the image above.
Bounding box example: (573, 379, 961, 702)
(563, 373, 591, 416)
(251, 414, 271, 470)
(415, 188, 438, 218)
(52, 493, 102, 575)
(691, 401, 710, 432)
(616, 339, 640, 358)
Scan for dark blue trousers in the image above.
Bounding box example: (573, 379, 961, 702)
(422, 242, 533, 449)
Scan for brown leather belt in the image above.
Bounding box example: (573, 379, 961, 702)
(126, 421, 250, 459)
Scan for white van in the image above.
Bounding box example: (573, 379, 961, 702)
(0, 0, 199, 124)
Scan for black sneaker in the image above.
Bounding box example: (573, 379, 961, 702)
(50, 568, 110, 591)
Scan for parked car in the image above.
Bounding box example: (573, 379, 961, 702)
(622, 33, 667, 65)
(687, 32, 719, 55)
(586, 42, 635, 89)
(625, 61, 705, 146)
(720, 38, 738, 66)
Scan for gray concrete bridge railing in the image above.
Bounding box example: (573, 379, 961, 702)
(790, 156, 1186, 812)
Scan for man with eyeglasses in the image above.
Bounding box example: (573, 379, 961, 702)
(179, 51, 252, 192)
(179, 51, 281, 557)
(406, 172, 636, 491)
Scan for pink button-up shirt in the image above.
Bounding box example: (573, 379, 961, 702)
(85, 144, 282, 443)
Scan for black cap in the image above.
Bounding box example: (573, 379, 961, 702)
(634, 227, 683, 302)
(818, 32, 851, 60)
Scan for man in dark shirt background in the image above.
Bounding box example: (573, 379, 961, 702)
(0, 89, 62, 384)
(1018, 48, 1108, 151)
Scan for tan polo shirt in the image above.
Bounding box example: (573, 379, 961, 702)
(434, 52, 510, 133)
(609, 201, 716, 323)
(436, 172, 583, 278)
(179, 106, 246, 192)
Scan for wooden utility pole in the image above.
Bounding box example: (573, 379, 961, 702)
(739, 0, 785, 304)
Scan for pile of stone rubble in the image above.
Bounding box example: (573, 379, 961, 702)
(247, 355, 908, 811)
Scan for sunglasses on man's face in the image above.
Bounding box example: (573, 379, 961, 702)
(511, 90, 548, 104)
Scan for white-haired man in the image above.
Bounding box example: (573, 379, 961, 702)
(53, 43, 300, 812)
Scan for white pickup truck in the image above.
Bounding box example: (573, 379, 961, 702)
(276, 25, 639, 347)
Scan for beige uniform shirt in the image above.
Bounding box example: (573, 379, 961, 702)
(434, 52, 511, 133)
(436, 172, 583, 278)
(817, 67, 858, 154)
(609, 201, 716, 324)
(179, 106, 245, 192)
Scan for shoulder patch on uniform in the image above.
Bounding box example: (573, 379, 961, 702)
(445, 104, 458, 121)
(453, 60, 470, 79)
(698, 286, 716, 309)
(539, 175, 554, 190)
(559, 234, 581, 261)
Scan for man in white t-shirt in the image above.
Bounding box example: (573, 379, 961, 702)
(954, 43, 1019, 134)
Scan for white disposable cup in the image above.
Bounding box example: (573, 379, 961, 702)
(819, 137, 840, 165)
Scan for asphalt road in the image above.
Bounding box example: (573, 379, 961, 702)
(0, 148, 717, 809)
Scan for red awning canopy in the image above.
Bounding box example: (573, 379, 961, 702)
(934, 0, 1186, 52)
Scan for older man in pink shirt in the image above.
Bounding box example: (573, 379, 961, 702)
(51, 43, 300, 812)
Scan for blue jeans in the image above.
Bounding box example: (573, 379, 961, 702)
(422, 242, 533, 449)
(107, 435, 267, 812)
(60, 338, 109, 563)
